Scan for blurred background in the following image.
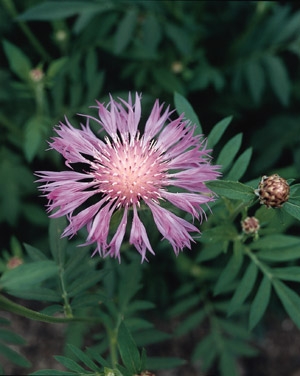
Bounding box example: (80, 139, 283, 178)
(1, 1, 300, 375)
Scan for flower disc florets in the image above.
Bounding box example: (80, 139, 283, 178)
(36, 93, 220, 261)
(255, 174, 290, 208)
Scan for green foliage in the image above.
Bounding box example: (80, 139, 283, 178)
(1, 1, 300, 375)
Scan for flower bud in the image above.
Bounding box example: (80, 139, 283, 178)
(241, 216, 260, 234)
(255, 174, 290, 208)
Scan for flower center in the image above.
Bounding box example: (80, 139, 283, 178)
(93, 136, 167, 207)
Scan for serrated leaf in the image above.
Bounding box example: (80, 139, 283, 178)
(114, 8, 138, 54)
(118, 321, 141, 373)
(174, 92, 202, 134)
(226, 147, 253, 181)
(2, 40, 31, 80)
(0, 261, 57, 292)
(273, 279, 300, 329)
(207, 116, 232, 149)
(216, 133, 243, 172)
(249, 275, 272, 330)
(228, 262, 258, 316)
(263, 54, 290, 106)
(206, 180, 255, 201)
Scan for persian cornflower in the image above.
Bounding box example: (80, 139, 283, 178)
(36, 93, 220, 261)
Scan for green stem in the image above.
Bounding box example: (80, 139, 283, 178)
(0, 294, 90, 324)
(244, 246, 273, 280)
(2, 0, 51, 62)
(58, 264, 73, 318)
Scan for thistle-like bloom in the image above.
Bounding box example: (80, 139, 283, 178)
(36, 93, 220, 261)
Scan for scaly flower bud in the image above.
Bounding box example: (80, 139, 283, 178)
(255, 174, 290, 208)
(241, 216, 260, 234)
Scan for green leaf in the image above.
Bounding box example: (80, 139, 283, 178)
(174, 309, 206, 336)
(207, 116, 233, 149)
(17, 1, 108, 20)
(31, 371, 75, 376)
(225, 338, 258, 357)
(54, 355, 85, 372)
(273, 279, 300, 329)
(174, 92, 202, 134)
(263, 54, 290, 106)
(192, 334, 217, 370)
(272, 267, 300, 282)
(0, 261, 57, 292)
(142, 13, 161, 53)
(219, 351, 238, 376)
(226, 147, 253, 181)
(49, 217, 68, 265)
(283, 200, 300, 221)
(24, 116, 48, 162)
(206, 180, 255, 201)
(67, 272, 103, 297)
(245, 59, 265, 104)
(228, 262, 258, 316)
(0, 342, 31, 368)
(2, 40, 31, 80)
(118, 321, 141, 373)
(0, 328, 26, 345)
(85, 347, 110, 368)
(153, 69, 185, 95)
(249, 275, 272, 330)
(165, 22, 192, 55)
(114, 8, 138, 54)
(216, 133, 243, 172)
(145, 356, 186, 370)
(252, 234, 300, 261)
(67, 344, 99, 372)
(168, 295, 199, 316)
(214, 245, 244, 295)
(23, 243, 48, 261)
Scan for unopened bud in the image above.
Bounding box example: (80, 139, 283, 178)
(7, 256, 23, 269)
(29, 68, 44, 82)
(255, 174, 290, 208)
(241, 216, 260, 234)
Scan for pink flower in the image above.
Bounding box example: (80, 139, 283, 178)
(36, 93, 220, 261)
